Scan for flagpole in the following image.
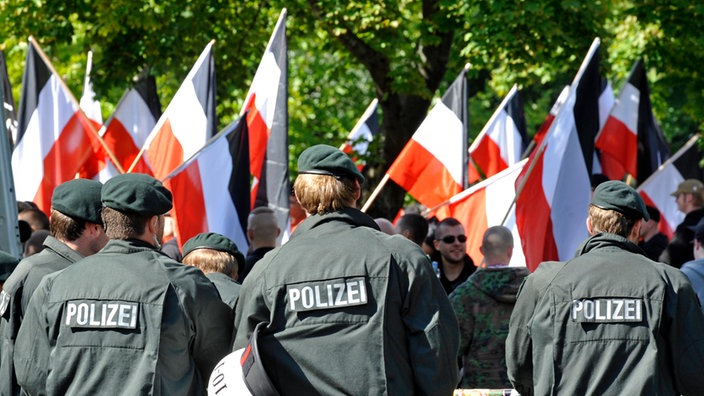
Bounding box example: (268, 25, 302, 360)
(360, 174, 389, 213)
(636, 134, 700, 191)
(468, 85, 518, 154)
(461, 63, 470, 190)
(28, 36, 124, 174)
(339, 98, 378, 151)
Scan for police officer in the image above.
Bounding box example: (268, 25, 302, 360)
(506, 180, 704, 395)
(233, 144, 459, 395)
(182, 232, 244, 310)
(1, 178, 107, 396)
(14, 173, 232, 395)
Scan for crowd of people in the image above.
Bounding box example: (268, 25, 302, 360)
(1, 144, 704, 395)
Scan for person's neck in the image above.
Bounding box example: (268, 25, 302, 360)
(250, 241, 276, 250)
(441, 259, 464, 281)
(642, 227, 659, 242)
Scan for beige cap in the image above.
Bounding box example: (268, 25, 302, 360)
(671, 179, 704, 198)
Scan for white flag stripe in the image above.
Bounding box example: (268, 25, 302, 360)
(610, 82, 639, 134)
(412, 101, 464, 184)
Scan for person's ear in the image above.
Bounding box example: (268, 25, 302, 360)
(586, 217, 594, 235)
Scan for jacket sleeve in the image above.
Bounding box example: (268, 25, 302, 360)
(14, 276, 52, 396)
(666, 272, 704, 395)
(506, 274, 537, 396)
(233, 259, 272, 350)
(400, 253, 459, 395)
(449, 284, 473, 358)
(188, 277, 235, 382)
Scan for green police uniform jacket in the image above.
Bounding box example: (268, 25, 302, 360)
(14, 239, 233, 396)
(0, 236, 83, 396)
(450, 266, 529, 389)
(506, 233, 704, 396)
(233, 208, 460, 395)
(206, 272, 241, 310)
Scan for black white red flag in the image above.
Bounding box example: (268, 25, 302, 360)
(135, 40, 216, 181)
(596, 59, 669, 183)
(468, 84, 527, 183)
(11, 38, 102, 214)
(241, 9, 289, 241)
(515, 38, 605, 271)
(166, 118, 250, 251)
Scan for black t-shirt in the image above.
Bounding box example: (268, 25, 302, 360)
(431, 253, 476, 295)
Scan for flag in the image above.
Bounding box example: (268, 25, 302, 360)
(241, 9, 289, 242)
(166, 118, 250, 252)
(341, 98, 380, 170)
(468, 85, 526, 183)
(0, 51, 17, 146)
(135, 40, 216, 181)
(96, 75, 162, 180)
(11, 38, 101, 214)
(386, 67, 468, 213)
(596, 60, 669, 183)
(638, 135, 703, 238)
(443, 159, 527, 267)
(515, 39, 604, 271)
(529, 85, 570, 154)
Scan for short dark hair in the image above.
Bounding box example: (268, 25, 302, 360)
(396, 214, 428, 246)
(50, 210, 87, 242)
(102, 207, 150, 239)
(435, 217, 462, 239)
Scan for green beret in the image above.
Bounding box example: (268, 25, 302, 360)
(0, 249, 19, 282)
(182, 232, 245, 268)
(297, 144, 364, 183)
(591, 180, 649, 221)
(52, 179, 103, 224)
(102, 173, 172, 216)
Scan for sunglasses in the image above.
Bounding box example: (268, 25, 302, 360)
(439, 234, 467, 244)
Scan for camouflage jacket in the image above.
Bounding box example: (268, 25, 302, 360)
(450, 266, 529, 389)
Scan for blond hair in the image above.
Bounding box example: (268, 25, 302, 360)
(588, 205, 638, 237)
(182, 249, 239, 278)
(293, 174, 358, 215)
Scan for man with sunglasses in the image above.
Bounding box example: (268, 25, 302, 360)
(432, 217, 477, 294)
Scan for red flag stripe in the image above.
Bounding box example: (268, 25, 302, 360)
(389, 138, 462, 209)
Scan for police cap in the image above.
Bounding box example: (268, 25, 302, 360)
(52, 179, 103, 224)
(297, 144, 364, 183)
(591, 180, 649, 221)
(182, 232, 245, 268)
(101, 173, 172, 216)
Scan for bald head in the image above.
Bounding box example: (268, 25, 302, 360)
(375, 218, 395, 235)
(480, 226, 514, 267)
(247, 207, 280, 249)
